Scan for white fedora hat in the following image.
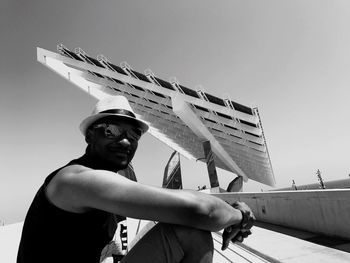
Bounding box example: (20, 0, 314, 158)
(79, 96, 149, 135)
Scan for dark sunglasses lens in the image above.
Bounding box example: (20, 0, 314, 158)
(128, 129, 142, 141)
(105, 125, 123, 138)
(134, 129, 142, 137)
(95, 124, 142, 141)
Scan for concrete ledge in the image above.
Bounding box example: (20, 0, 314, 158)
(241, 225, 350, 263)
(211, 189, 350, 240)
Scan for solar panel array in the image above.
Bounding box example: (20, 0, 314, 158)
(37, 45, 275, 186)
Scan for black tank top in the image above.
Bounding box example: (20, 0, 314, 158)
(17, 155, 124, 263)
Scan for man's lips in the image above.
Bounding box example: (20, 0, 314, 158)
(107, 146, 130, 155)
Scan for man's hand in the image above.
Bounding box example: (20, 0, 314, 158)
(221, 201, 255, 250)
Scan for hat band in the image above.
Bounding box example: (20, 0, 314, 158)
(100, 109, 136, 118)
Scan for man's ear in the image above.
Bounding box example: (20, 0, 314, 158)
(85, 129, 93, 144)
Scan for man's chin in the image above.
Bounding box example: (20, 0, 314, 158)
(116, 162, 129, 170)
(108, 158, 129, 170)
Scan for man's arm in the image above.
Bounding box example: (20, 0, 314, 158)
(46, 165, 243, 232)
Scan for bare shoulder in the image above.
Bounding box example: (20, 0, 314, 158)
(58, 164, 91, 176)
(45, 164, 100, 213)
(45, 164, 133, 213)
(49, 164, 91, 190)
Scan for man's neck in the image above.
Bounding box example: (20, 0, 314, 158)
(80, 151, 122, 173)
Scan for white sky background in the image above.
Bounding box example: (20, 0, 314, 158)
(1, 0, 350, 224)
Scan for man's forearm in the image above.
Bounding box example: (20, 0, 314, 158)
(50, 167, 245, 232)
(185, 190, 243, 232)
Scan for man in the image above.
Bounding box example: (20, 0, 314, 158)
(17, 96, 255, 263)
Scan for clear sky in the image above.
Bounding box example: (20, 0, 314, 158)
(1, 0, 350, 224)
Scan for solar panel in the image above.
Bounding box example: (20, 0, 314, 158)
(153, 77, 175, 91)
(129, 69, 151, 83)
(204, 93, 226, 107)
(179, 85, 200, 98)
(37, 45, 275, 186)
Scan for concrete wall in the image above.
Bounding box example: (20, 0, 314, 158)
(212, 189, 350, 240)
(273, 178, 350, 191)
(0, 222, 23, 263)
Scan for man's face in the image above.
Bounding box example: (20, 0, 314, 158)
(87, 118, 141, 170)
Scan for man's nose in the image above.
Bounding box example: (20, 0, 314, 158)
(118, 137, 131, 146)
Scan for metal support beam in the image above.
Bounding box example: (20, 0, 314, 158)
(172, 94, 248, 182)
(202, 141, 220, 188)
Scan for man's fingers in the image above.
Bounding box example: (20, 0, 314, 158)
(234, 235, 243, 242)
(222, 201, 256, 250)
(241, 230, 251, 238)
(232, 230, 250, 242)
(221, 238, 230, 251)
(227, 230, 252, 246)
(244, 220, 254, 230)
(221, 228, 240, 250)
(222, 233, 231, 250)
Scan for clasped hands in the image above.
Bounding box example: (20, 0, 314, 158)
(221, 201, 255, 250)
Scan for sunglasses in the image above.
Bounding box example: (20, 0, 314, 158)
(93, 123, 142, 142)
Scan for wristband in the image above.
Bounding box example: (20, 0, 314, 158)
(239, 209, 249, 228)
(228, 202, 251, 229)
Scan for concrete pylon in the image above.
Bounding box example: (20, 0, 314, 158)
(226, 176, 243, 192)
(162, 151, 183, 189)
(202, 140, 220, 189)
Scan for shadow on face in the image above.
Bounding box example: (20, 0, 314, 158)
(85, 117, 141, 170)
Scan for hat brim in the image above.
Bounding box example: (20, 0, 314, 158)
(79, 113, 149, 136)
